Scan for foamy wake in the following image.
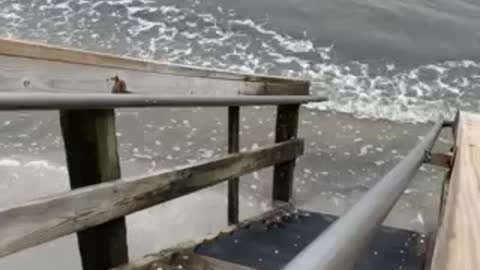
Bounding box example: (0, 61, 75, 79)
(1, 0, 479, 123)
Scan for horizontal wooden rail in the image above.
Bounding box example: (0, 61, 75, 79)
(0, 94, 326, 110)
(0, 38, 309, 95)
(0, 139, 304, 259)
(0, 38, 306, 83)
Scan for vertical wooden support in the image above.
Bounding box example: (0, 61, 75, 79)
(272, 104, 300, 202)
(228, 106, 240, 225)
(60, 109, 128, 270)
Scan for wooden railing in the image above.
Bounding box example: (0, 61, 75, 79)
(0, 38, 309, 96)
(0, 96, 316, 270)
(0, 39, 326, 270)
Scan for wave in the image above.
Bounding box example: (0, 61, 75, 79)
(0, 0, 479, 123)
(0, 158, 67, 172)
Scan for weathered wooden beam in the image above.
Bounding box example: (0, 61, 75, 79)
(181, 254, 256, 270)
(228, 106, 240, 225)
(273, 104, 300, 202)
(124, 252, 256, 270)
(111, 202, 293, 270)
(0, 38, 309, 95)
(0, 140, 303, 259)
(60, 109, 128, 270)
(426, 152, 453, 169)
(430, 112, 480, 270)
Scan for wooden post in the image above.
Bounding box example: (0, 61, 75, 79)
(60, 109, 128, 270)
(272, 104, 300, 202)
(228, 106, 240, 225)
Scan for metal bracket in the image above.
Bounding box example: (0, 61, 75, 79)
(424, 151, 432, 163)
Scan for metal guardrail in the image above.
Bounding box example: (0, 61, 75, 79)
(283, 118, 444, 270)
(0, 94, 326, 110)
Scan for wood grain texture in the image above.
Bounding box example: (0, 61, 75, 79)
(0, 140, 303, 259)
(273, 105, 300, 202)
(0, 38, 309, 95)
(431, 111, 480, 270)
(134, 252, 256, 270)
(228, 106, 240, 225)
(60, 109, 129, 269)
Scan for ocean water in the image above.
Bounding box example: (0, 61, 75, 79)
(0, 0, 477, 269)
(1, 0, 479, 122)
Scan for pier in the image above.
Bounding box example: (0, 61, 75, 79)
(0, 38, 477, 270)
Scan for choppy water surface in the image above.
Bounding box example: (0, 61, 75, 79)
(1, 0, 480, 121)
(0, 0, 476, 269)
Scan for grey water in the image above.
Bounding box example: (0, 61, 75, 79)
(0, 0, 477, 269)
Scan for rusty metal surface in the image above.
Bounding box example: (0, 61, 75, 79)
(195, 210, 428, 270)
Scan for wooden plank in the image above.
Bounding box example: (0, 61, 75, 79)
(0, 140, 303, 259)
(186, 255, 256, 270)
(60, 109, 128, 270)
(111, 202, 293, 270)
(130, 252, 257, 270)
(228, 106, 240, 225)
(0, 38, 309, 95)
(272, 104, 300, 202)
(431, 111, 480, 270)
(427, 153, 453, 169)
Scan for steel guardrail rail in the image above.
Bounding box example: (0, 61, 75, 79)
(282, 118, 444, 270)
(0, 94, 327, 110)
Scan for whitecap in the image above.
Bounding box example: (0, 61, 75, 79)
(24, 160, 67, 173)
(358, 145, 372, 156)
(0, 158, 21, 167)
